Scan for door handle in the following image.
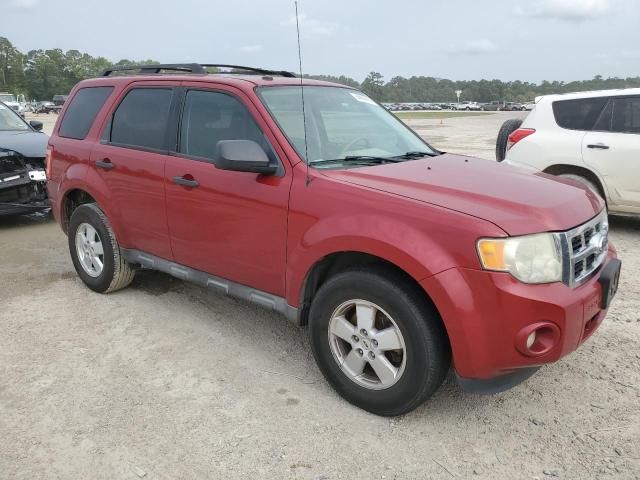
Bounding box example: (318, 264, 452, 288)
(95, 158, 114, 170)
(587, 143, 609, 150)
(173, 175, 199, 188)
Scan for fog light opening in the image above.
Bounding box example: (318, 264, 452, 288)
(516, 322, 560, 357)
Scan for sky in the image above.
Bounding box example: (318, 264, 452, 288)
(3, 0, 639, 83)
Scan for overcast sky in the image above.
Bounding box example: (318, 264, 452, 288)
(3, 0, 639, 82)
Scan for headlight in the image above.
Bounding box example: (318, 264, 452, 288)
(477, 233, 562, 284)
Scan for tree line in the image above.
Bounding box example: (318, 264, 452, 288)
(2, 37, 639, 103)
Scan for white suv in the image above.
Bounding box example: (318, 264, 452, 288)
(500, 89, 640, 216)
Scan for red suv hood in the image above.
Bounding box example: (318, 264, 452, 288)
(321, 154, 604, 236)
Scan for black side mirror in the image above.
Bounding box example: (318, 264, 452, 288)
(214, 140, 277, 175)
(29, 120, 44, 132)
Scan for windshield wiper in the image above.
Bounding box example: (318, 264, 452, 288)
(310, 155, 403, 166)
(392, 151, 438, 159)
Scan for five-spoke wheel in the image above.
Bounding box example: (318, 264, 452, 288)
(328, 299, 406, 390)
(75, 222, 105, 277)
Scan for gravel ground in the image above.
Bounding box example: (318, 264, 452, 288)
(0, 112, 638, 479)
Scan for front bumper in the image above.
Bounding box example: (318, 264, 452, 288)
(421, 247, 619, 385)
(0, 175, 49, 216)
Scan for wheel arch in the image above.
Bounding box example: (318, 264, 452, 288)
(542, 164, 608, 201)
(59, 183, 123, 241)
(295, 251, 446, 332)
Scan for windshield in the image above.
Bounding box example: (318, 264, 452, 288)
(257, 86, 435, 167)
(0, 94, 17, 103)
(0, 103, 29, 131)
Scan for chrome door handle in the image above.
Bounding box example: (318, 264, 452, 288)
(95, 158, 114, 170)
(173, 175, 199, 188)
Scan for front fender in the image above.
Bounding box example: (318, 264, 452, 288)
(286, 213, 477, 307)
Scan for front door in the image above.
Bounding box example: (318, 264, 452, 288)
(164, 86, 291, 296)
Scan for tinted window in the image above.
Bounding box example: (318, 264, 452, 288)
(179, 90, 267, 160)
(59, 87, 113, 139)
(612, 97, 640, 134)
(592, 100, 613, 131)
(552, 97, 608, 130)
(110, 88, 173, 150)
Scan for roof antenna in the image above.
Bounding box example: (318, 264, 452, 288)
(294, 1, 311, 187)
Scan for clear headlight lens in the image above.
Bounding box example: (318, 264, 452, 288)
(477, 233, 562, 284)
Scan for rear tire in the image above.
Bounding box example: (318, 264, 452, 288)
(308, 268, 450, 416)
(68, 203, 135, 293)
(496, 118, 523, 162)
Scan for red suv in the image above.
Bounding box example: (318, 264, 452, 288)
(46, 64, 621, 415)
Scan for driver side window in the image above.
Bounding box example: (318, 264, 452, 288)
(179, 90, 276, 162)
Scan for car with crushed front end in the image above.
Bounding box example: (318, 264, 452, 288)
(46, 64, 621, 416)
(0, 101, 48, 215)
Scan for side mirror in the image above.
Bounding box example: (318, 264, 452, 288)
(214, 140, 277, 175)
(29, 120, 44, 132)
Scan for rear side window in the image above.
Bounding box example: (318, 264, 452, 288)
(612, 97, 640, 134)
(110, 88, 173, 150)
(592, 100, 613, 131)
(552, 97, 608, 131)
(58, 87, 113, 139)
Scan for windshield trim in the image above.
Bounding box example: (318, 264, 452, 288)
(254, 85, 438, 169)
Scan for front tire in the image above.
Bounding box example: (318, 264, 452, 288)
(68, 203, 135, 293)
(308, 268, 450, 416)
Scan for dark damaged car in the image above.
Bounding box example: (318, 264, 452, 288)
(0, 101, 48, 215)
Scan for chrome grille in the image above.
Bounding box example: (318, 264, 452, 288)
(560, 211, 608, 287)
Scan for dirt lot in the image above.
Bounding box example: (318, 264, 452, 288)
(1, 113, 639, 479)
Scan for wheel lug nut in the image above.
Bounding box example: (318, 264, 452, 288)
(368, 351, 375, 359)
(360, 329, 368, 336)
(352, 335, 359, 343)
(357, 349, 363, 356)
(372, 339, 378, 347)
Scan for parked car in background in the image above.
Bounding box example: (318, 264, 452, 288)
(35, 101, 57, 114)
(46, 94, 69, 114)
(0, 102, 48, 215)
(502, 102, 527, 111)
(47, 63, 620, 416)
(498, 89, 640, 216)
(455, 101, 482, 111)
(0, 101, 47, 165)
(0, 92, 27, 117)
(0, 148, 48, 215)
(483, 101, 506, 111)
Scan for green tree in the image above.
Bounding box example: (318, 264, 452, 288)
(361, 71, 385, 101)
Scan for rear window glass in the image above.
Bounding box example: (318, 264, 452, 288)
(552, 97, 608, 131)
(59, 87, 113, 139)
(109, 88, 173, 150)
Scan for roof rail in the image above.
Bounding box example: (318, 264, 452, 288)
(200, 64, 297, 78)
(102, 63, 206, 76)
(101, 63, 297, 78)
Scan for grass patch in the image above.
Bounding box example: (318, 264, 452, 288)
(394, 111, 494, 120)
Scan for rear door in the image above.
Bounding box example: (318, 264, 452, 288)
(90, 84, 176, 259)
(164, 84, 291, 296)
(582, 96, 640, 210)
